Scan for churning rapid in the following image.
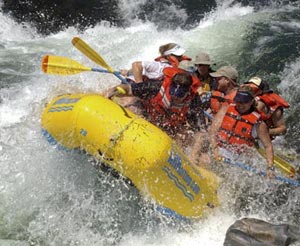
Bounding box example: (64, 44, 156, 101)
(1, 0, 300, 245)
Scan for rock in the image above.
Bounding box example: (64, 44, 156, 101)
(224, 218, 300, 246)
(1, 0, 121, 35)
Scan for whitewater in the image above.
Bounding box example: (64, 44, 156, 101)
(1, 0, 300, 245)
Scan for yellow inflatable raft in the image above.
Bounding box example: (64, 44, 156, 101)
(41, 93, 219, 219)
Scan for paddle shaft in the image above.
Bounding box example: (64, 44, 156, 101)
(256, 146, 296, 178)
(92, 68, 121, 75)
(72, 37, 128, 84)
(42, 55, 123, 77)
(220, 156, 300, 187)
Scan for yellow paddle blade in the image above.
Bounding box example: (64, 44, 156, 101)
(72, 37, 114, 73)
(116, 86, 126, 94)
(42, 55, 92, 75)
(257, 147, 296, 178)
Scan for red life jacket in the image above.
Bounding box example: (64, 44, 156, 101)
(256, 92, 289, 125)
(154, 55, 191, 68)
(144, 67, 201, 131)
(217, 104, 261, 149)
(210, 89, 237, 114)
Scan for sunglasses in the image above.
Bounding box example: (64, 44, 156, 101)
(170, 83, 190, 98)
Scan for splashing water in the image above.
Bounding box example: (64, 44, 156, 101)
(1, 1, 300, 245)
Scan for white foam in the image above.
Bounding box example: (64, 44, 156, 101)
(0, 1, 299, 245)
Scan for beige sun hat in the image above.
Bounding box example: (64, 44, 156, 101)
(210, 66, 238, 81)
(247, 76, 272, 93)
(248, 76, 262, 87)
(194, 52, 213, 65)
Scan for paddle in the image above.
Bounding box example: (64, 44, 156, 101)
(42, 55, 127, 99)
(256, 146, 296, 178)
(219, 156, 300, 187)
(41, 55, 118, 76)
(71, 37, 128, 84)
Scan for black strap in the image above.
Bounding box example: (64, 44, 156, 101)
(225, 112, 255, 126)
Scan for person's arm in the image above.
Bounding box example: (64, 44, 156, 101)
(131, 80, 162, 99)
(208, 104, 228, 160)
(104, 80, 162, 103)
(269, 108, 287, 136)
(186, 95, 203, 130)
(132, 61, 144, 82)
(103, 84, 132, 99)
(257, 121, 275, 178)
(255, 100, 266, 112)
(119, 69, 132, 77)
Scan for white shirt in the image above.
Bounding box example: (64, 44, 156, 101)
(141, 61, 172, 80)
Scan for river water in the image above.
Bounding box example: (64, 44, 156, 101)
(1, 0, 300, 245)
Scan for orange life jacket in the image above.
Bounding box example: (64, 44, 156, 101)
(256, 92, 289, 125)
(210, 89, 237, 114)
(143, 67, 200, 132)
(154, 55, 191, 68)
(217, 104, 261, 149)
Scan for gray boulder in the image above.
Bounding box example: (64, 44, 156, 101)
(224, 218, 300, 246)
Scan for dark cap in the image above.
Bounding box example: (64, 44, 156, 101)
(234, 91, 254, 103)
(260, 80, 273, 93)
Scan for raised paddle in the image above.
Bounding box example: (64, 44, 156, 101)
(41, 55, 127, 98)
(41, 55, 115, 76)
(71, 37, 128, 83)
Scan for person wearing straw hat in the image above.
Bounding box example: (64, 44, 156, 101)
(191, 52, 216, 130)
(209, 65, 239, 115)
(194, 52, 217, 93)
(190, 65, 239, 166)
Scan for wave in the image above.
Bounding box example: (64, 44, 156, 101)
(1, 0, 298, 35)
(1, 1, 300, 245)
